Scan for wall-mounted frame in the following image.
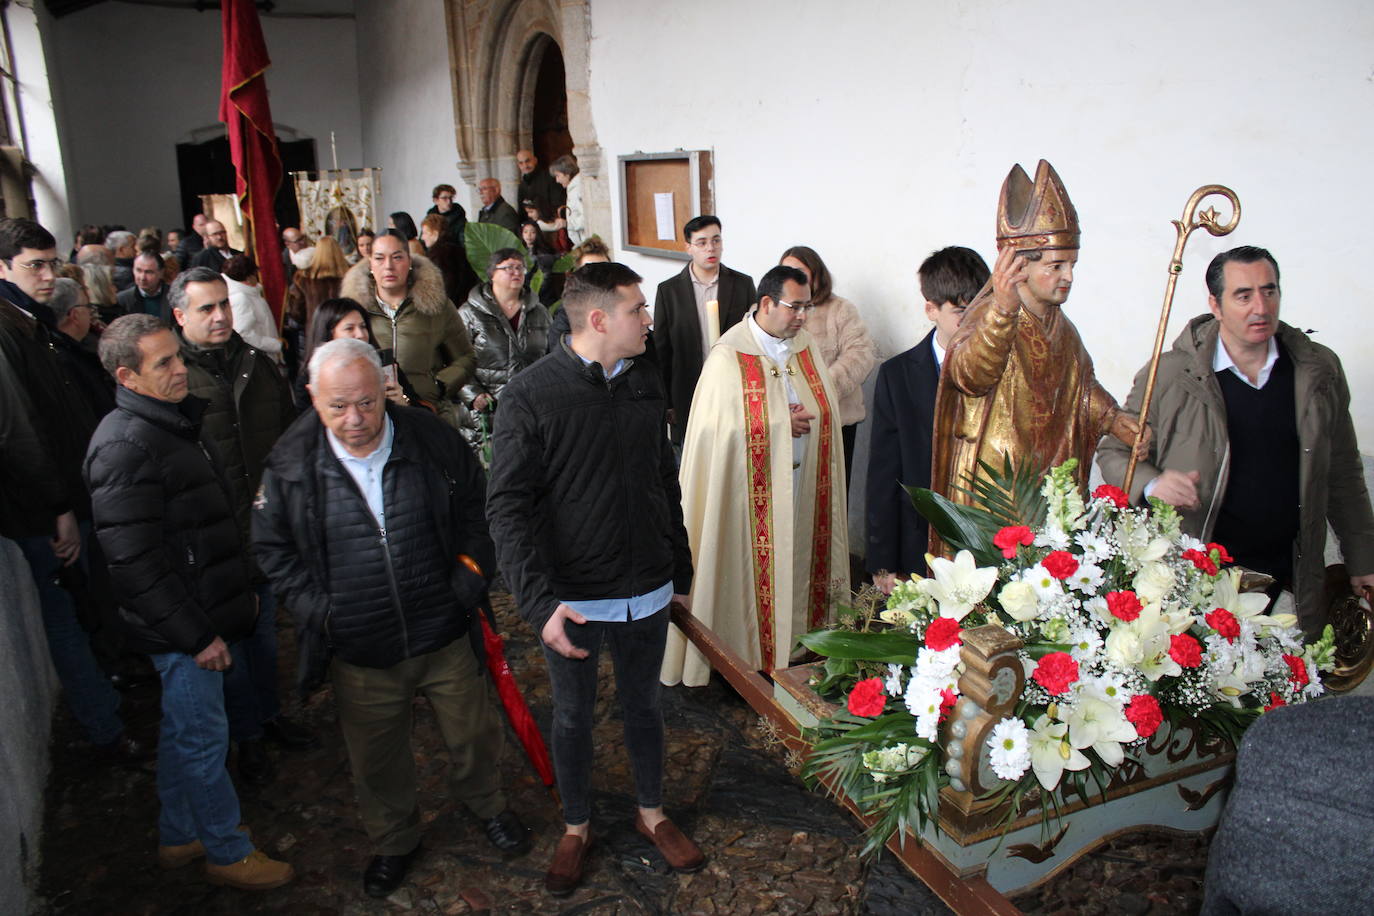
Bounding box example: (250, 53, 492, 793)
(618, 150, 714, 260)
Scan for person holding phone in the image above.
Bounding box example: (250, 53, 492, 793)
(295, 297, 421, 413)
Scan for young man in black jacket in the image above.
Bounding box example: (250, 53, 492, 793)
(487, 262, 703, 896)
(252, 337, 528, 899)
(0, 217, 140, 760)
(84, 314, 293, 891)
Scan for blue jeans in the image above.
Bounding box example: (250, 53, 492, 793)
(16, 528, 123, 746)
(540, 606, 669, 826)
(149, 649, 254, 864)
(222, 582, 281, 742)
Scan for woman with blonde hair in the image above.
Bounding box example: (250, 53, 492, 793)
(778, 244, 877, 487)
(287, 235, 349, 329)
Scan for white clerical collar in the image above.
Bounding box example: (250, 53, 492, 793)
(747, 313, 792, 368)
(1213, 334, 1278, 389)
(931, 334, 947, 369)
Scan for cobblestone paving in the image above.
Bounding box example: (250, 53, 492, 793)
(36, 593, 1207, 914)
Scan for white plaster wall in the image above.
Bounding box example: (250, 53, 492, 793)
(6, 2, 73, 246)
(47, 2, 362, 233)
(585, 0, 1374, 449)
(354, 0, 459, 230)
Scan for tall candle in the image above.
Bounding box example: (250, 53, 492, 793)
(706, 298, 720, 345)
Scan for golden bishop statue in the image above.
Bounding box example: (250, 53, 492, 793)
(930, 160, 1148, 544)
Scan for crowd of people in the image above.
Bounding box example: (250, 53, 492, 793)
(3, 150, 1372, 909)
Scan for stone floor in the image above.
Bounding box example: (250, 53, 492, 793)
(35, 593, 1209, 914)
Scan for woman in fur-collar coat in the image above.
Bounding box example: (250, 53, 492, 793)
(340, 245, 474, 430)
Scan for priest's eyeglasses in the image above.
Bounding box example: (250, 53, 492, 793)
(776, 298, 814, 315)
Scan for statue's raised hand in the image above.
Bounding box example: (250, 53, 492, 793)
(991, 245, 1029, 315)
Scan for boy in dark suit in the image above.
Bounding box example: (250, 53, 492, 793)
(865, 246, 989, 592)
(651, 215, 756, 446)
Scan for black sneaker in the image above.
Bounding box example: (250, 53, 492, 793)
(484, 809, 531, 856)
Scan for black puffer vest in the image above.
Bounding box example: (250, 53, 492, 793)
(318, 438, 466, 667)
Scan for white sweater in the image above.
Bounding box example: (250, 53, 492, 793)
(225, 275, 282, 359)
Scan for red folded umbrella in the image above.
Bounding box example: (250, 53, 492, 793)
(460, 556, 557, 797)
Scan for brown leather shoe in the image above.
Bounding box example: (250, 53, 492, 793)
(544, 832, 592, 897)
(634, 814, 705, 873)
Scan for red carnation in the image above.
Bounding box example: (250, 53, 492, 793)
(1264, 692, 1286, 712)
(1106, 590, 1144, 622)
(1182, 548, 1219, 577)
(1207, 542, 1234, 565)
(1093, 484, 1130, 509)
(1032, 651, 1079, 695)
(1124, 694, 1164, 738)
(1282, 653, 1309, 688)
(1168, 633, 1203, 668)
(924, 616, 963, 652)
(993, 525, 1034, 559)
(938, 687, 958, 723)
(1205, 607, 1241, 642)
(1042, 551, 1080, 580)
(846, 677, 887, 717)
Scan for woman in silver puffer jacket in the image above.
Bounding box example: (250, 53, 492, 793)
(456, 246, 551, 453)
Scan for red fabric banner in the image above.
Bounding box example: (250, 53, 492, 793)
(219, 0, 285, 321)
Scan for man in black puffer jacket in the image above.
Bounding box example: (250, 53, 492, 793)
(252, 337, 528, 899)
(84, 314, 294, 891)
(486, 262, 701, 897)
(171, 266, 312, 786)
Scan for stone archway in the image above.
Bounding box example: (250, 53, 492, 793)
(443, 0, 609, 243)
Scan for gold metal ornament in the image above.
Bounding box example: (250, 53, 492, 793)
(1123, 185, 1242, 496)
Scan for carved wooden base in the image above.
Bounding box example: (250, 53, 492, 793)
(774, 662, 1233, 896)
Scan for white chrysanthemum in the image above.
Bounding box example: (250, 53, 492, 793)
(905, 671, 956, 742)
(1067, 625, 1105, 663)
(1075, 530, 1115, 564)
(884, 663, 906, 697)
(1080, 670, 1130, 708)
(1178, 534, 1207, 553)
(1034, 525, 1072, 550)
(1301, 659, 1324, 699)
(1021, 564, 1065, 602)
(914, 645, 961, 681)
(1067, 561, 1105, 595)
(987, 718, 1032, 781)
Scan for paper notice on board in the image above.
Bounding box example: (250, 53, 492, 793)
(654, 192, 676, 241)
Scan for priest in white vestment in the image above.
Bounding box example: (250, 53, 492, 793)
(662, 265, 849, 687)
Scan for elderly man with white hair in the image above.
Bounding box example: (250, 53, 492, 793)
(251, 337, 530, 899)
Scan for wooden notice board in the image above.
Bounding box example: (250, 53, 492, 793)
(618, 150, 714, 259)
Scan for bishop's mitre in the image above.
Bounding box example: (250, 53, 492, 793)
(996, 159, 1081, 253)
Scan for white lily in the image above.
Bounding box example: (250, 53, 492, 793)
(1211, 568, 1284, 629)
(1212, 668, 1252, 708)
(1065, 695, 1138, 766)
(923, 550, 998, 621)
(1028, 714, 1090, 791)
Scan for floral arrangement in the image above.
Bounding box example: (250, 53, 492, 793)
(800, 459, 1336, 854)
